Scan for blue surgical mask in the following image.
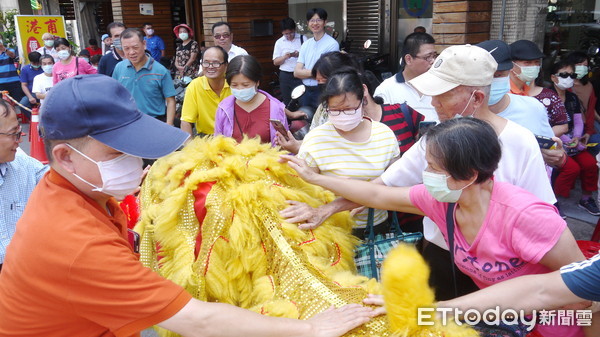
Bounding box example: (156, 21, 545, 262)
(113, 38, 122, 50)
(179, 32, 189, 41)
(422, 171, 475, 203)
(489, 76, 510, 105)
(81, 57, 89, 63)
(232, 86, 257, 102)
(575, 65, 589, 80)
(31, 64, 41, 69)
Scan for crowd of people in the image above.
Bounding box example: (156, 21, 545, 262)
(2, 5, 600, 337)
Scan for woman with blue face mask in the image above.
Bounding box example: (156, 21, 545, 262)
(281, 117, 586, 337)
(214, 55, 288, 146)
(52, 38, 97, 85)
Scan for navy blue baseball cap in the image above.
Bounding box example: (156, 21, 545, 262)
(40, 75, 189, 159)
(510, 40, 544, 61)
(476, 40, 513, 71)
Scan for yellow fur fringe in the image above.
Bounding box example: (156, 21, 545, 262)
(137, 136, 476, 337)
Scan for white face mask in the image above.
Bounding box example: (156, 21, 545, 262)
(453, 91, 476, 118)
(555, 77, 574, 90)
(57, 49, 70, 60)
(68, 144, 144, 200)
(145, 29, 154, 36)
(328, 106, 364, 131)
(44, 39, 54, 48)
(422, 171, 475, 203)
(42, 64, 53, 74)
(179, 32, 189, 41)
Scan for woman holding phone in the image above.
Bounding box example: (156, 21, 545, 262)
(214, 55, 288, 146)
(282, 117, 585, 337)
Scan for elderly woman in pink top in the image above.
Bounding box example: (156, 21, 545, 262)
(282, 117, 586, 337)
(214, 55, 288, 147)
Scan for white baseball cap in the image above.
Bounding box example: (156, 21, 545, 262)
(409, 44, 498, 96)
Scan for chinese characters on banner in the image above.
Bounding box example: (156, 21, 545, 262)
(14, 15, 66, 64)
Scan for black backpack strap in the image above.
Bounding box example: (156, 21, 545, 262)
(300, 34, 304, 44)
(400, 102, 416, 136)
(75, 57, 79, 75)
(446, 202, 458, 298)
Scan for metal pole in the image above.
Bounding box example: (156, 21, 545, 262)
(499, 0, 507, 40)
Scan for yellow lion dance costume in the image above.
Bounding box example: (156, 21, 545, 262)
(136, 136, 477, 337)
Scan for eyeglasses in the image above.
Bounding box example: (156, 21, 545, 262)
(414, 52, 439, 63)
(0, 126, 22, 141)
(309, 19, 324, 24)
(325, 101, 362, 116)
(555, 72, 577, 79)
(202, 61, 226, 68)
(213, 33, 231, 40)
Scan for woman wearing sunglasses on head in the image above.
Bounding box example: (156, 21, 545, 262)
(550, 60, 600, 215)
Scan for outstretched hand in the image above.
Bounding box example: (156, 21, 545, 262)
(280, 200, 329, 230)
(280, 155, 318, 184)
(307, 304, 373, 337)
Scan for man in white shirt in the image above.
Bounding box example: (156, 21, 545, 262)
(212, 22, 248, 61)
(273, 17, 304, 105)
(35, 33, 59, 63)
(294, 8, 339, 110)
(374, 32, 438, 121)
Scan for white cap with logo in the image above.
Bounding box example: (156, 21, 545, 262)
(409, 44, 498, 96)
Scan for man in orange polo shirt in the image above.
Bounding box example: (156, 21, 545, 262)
(0, 75, 372, 337)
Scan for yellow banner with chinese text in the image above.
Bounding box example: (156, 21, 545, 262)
(14, 15, 66, 64)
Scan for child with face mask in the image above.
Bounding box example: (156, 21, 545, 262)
(550, 60, 600, 216)
(32, 54, 55, 108)
(214, 55, 289, 146)
(295, 69, 400, 242)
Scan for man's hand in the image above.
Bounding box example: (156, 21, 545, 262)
(307, 304, 373, 337)
(362, 294, 386, 316)
(541, 137, 567, 168)
(280, 154, 318, 183)
(28, 96, 36, 104)
(285, 108, 308, 120)
(280, 200, 329, 230)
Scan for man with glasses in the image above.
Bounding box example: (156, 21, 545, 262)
(294, 8, 340, 111)
(0, 99, 48, 273)
(212, 22, 248, 61)
(273, 17, 305, 105)
(374, 32, 438, 121)
(181, 46, 232, 136)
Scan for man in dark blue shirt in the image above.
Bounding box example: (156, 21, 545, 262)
(98, 22, 126, 77)
(19, 51, 43, 119)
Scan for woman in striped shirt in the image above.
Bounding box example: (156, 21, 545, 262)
(295, 69, 400, 239)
